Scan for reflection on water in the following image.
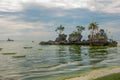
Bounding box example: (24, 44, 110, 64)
(81, 47, 90, 66)
(0, 41, 120, 80)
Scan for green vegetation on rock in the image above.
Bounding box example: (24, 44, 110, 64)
(38, 49, 43, 50)
(12, 55, 26, 58)
(55, 25, 65, 35)
(1, 52, 16, 55)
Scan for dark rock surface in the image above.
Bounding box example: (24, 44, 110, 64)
(55, 34, 67, 42)
(68, 32, 82, 43)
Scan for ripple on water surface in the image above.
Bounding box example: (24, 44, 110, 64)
(0, 41, 120, 80)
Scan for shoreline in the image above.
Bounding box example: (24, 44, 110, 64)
(65, 66, 120, 80)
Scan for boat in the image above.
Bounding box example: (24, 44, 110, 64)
(7, 38, 14, 41)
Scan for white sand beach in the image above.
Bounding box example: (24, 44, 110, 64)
(66, 67, 120, 80)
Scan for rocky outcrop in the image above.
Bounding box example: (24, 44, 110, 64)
(68, 32, 82, 43)
(55, 34, 67, 42)
(39, 28, 117, 47)
(88, 29, 108, 41)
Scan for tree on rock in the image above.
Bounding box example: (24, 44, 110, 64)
(68, 25, 85, 42)
(55, 25, 67, 42)
(55, 25, 65, 35)
(88, 22, 99, 40)
(76, 26, 85, 34)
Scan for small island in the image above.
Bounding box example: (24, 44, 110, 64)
(40, 22, 117, 47)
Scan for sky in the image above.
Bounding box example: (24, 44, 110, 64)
(0, 0, 120, 41)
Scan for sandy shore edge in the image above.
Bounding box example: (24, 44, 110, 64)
(66, 67, 120, 80)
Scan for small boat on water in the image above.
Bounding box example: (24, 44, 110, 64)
(7, 38, 14, 41)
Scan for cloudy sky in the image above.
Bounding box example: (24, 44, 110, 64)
(0, 0, 120, 41)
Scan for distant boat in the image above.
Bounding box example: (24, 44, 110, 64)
(7, 38, 14, 41)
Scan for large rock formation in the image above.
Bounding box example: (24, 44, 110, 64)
(88, 29, 108, 41)
(68, 32, 82, 43)
(55, 34, 67, 42)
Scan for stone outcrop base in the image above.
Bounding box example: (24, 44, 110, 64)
(40, 41, 117, 47)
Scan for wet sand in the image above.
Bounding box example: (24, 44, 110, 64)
(66, 67, 120, 80)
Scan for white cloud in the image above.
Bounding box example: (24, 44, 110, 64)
(0, 16, 34, 30)
(100, 21, 120, 33)
(0, 0, 119, 13)
(87, 0, 120, 13)
(37, 0, 88, 9)
(0, 15, 55, 40)
(0, 0, 23, 12)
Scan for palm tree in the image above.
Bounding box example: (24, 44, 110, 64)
(88, 22, 99, 38)
(76, 26, 85, 34)
(55, 25, 65, 35)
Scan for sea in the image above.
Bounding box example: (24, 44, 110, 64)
(0, 40, 120, 80)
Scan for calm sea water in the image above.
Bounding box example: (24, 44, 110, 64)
(0, 40, 120, 80)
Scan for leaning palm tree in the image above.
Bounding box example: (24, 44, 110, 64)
(76, 26, 85, 34)
(55, 25, 65, 35)
(88, 22, 99, 38)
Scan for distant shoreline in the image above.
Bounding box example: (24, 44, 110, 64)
(65, 66, 120, 80)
